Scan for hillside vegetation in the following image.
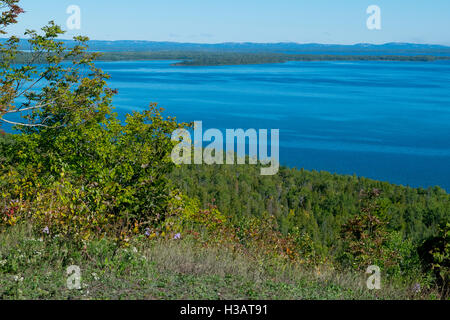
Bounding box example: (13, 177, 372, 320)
(1, 129, 449, 299)
(171, 164, 449, 247)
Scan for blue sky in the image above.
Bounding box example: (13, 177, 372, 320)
(5, 0, 450, 45)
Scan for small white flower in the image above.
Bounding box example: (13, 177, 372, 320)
(13, 275, 24, 282)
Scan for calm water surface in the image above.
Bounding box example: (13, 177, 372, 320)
(96, 60, 450, 191)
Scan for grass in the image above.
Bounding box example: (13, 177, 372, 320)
(0, 224, 440, 300)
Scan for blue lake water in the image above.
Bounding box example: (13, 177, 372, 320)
(20, 60, 450, 191)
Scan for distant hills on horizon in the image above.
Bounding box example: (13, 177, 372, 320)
(4, 39, 450, 56)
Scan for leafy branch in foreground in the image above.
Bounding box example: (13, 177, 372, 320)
(0, 0, 103, 130)
(0, 0, 23, 34)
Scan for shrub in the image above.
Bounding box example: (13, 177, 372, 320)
(339, 189, 400, 271)
(418, 222, 449, 298)
(0, 5, 188, 240)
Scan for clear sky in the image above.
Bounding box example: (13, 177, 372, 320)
(4, 0, 450, 45)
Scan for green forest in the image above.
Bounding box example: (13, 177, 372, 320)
(171, 163, 449, 247)
(0, 0, 449, 300)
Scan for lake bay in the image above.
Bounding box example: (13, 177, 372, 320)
(97, 60, 450, 191)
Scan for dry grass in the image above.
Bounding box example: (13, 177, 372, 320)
(137, 238, 434, 300)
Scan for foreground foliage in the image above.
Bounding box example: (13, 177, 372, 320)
(0, 0, 187, 241)
(0, 224, 441, 300)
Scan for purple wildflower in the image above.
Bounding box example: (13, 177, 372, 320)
(173, 233, 181, 240)
(144, 228, 151, 237)
(412, 283, 421, 293)
(42, 226, 49, 234)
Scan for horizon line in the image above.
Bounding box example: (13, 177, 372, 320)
(3, 38, 450, 48)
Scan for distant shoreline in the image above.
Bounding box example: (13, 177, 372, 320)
(93, 51, 450, 66)
(10, 50, 450, 67)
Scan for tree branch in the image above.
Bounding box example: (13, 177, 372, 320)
(0, 117, 50, 127)
(3, 101, 54, 114)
